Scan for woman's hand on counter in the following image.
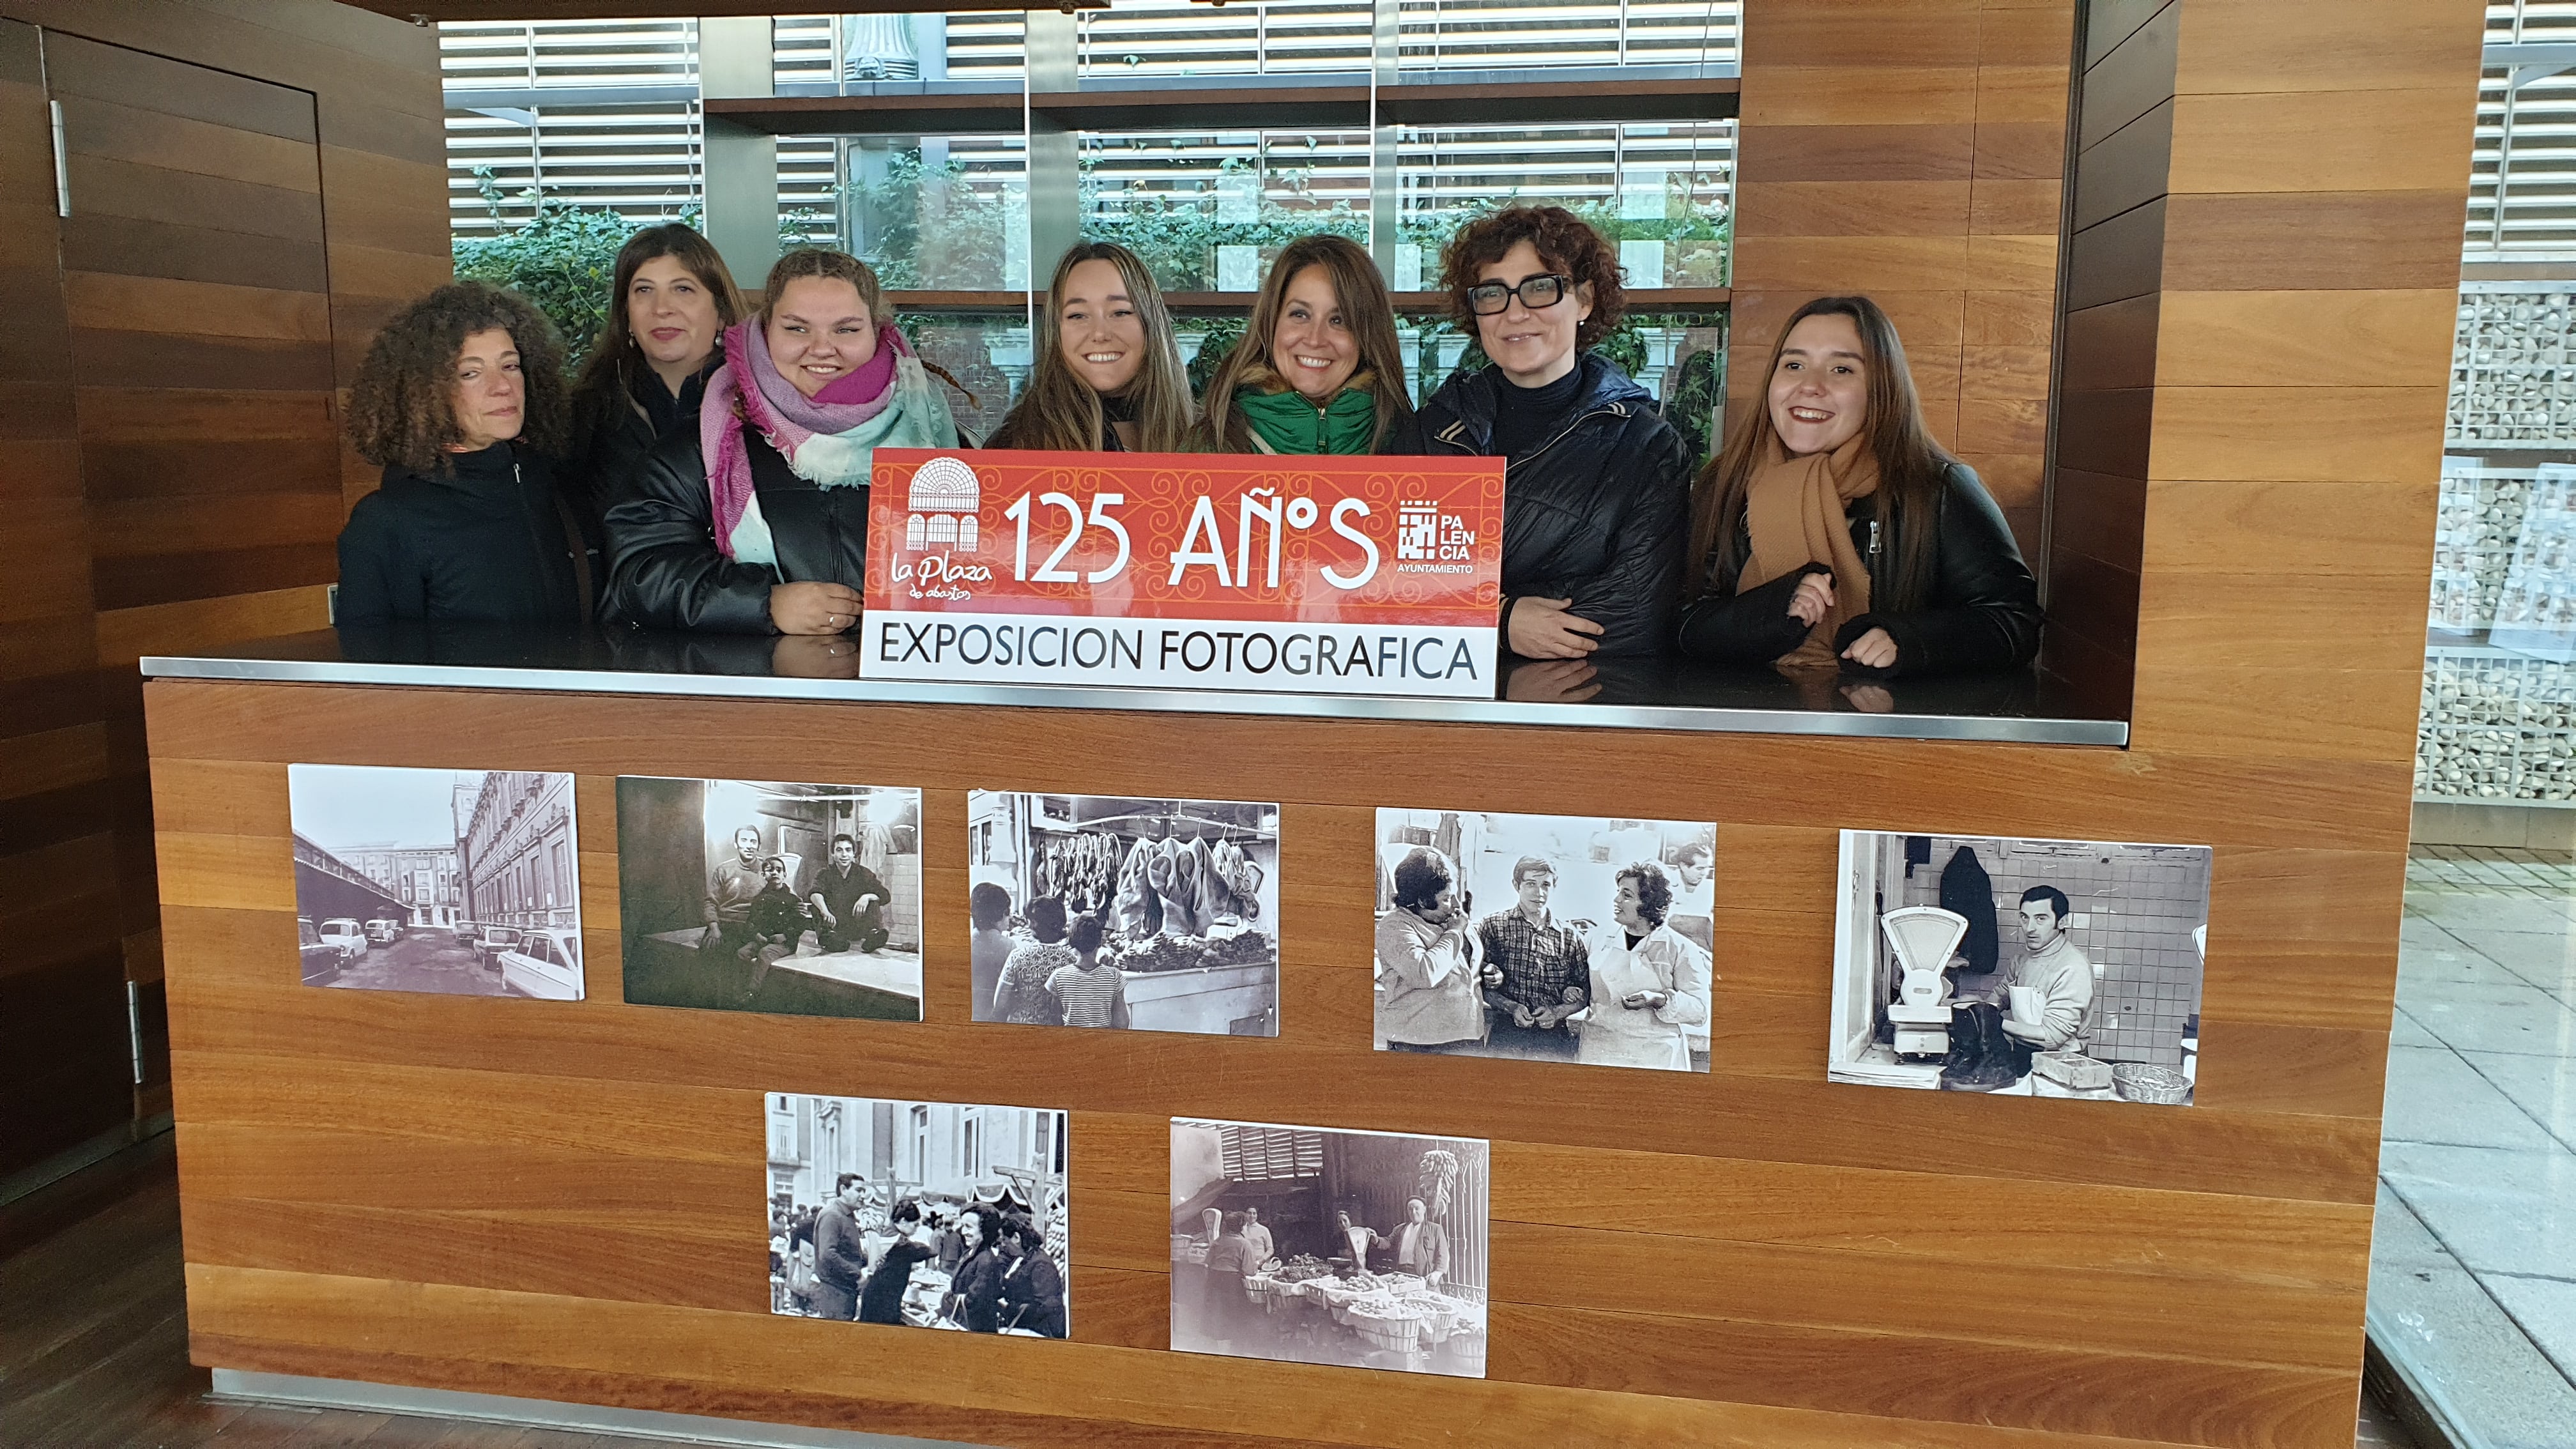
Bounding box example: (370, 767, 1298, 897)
(1508, 597, 1602, 659)
(1840, 626, 1898, 670)
(771, 581, 864, 635)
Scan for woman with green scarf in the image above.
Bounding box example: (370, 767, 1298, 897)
(1188, 234, 1413, 455)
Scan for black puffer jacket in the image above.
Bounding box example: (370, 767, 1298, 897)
(1389, 355, 1693, 657)
(334, 442, 600, 627)
(1676, 461, 2043, 677)
(602, 424, 871, 632)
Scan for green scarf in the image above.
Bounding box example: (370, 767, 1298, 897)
(1235, 385, 1380, 456)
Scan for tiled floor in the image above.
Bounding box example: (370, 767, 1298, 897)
(2375, 845, 2576, 1447)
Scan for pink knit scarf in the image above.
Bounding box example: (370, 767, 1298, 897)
(700, 318, 910, 558)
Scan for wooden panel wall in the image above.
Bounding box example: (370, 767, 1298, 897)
(0, 0, 447, 1182)
(0, 16, 132, 1178)
(2043, 0, 2178, 714)
(1728, 0, 2071, 556)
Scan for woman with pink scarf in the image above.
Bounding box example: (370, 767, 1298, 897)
(604, 249, 960, 633)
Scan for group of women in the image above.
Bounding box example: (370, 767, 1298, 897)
(337, 204, 2041, 679)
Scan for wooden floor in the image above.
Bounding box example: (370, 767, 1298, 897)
(0, 1140, 2432, 1449)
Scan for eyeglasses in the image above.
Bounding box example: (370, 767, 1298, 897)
(1464, 274, 1571, 315)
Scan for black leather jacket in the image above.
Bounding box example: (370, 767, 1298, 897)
(563, 359, 713, 528)
(1389, 355, 1693, 658)
(1676, 461, 2043, 677)
(602, 424, 872, 632)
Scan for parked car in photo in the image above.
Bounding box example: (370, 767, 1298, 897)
(473, 924, 521, 965)
(493, 928, 583, 1000)
(365, 919, 399, 944)
(318, 917, 367, 960)
(298, 917, 343, 986)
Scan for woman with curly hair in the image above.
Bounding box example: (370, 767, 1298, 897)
(986, 241, 1192, 452)
(562, 223, 746, 519)
(1187, 233, 1411, 456)
(1389, 204, 1692, 660)
(605, 248, 962, 633)
(336, 281, 600, 625)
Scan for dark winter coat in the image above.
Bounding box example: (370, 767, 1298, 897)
(334, 442, 601, 627)
(563, 358, 714, 525)
(1388, 354, 1694, 658)
(602, 424, 871, 632)
(1675, 462, 2043, 678)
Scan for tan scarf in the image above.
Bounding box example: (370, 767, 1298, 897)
(1737, 432, 1880, 668)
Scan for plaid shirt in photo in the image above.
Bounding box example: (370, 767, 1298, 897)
(1476, 908, 1590, 1009)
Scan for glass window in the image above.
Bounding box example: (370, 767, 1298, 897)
(1080, 128, 1372, 294)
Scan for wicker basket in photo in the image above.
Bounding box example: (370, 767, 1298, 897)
(2111, 1062, 2192, 1106)
(1348, 1308, 1423, 1355)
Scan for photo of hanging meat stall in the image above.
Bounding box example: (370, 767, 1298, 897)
(967, 792, 1281, 1036)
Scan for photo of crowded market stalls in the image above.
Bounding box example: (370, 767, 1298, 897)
(1829, 832, 2212, 1105)
(767, 1092, 1069, 1337)
(969, 792, 1280, 1035)
(1170, 1119, 1488, 1379)
(618, 778, 923, 1019)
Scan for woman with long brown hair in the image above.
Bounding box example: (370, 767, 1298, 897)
(1676, 295, 2041, 677)
(604, 248, 962, 633)
(1188, 233, 1411, 454)
(564, 222, 746, 518)
(986, 241, 1192, 452)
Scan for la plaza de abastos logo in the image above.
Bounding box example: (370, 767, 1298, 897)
(894, 455, 993, 602)
(903, 454, 981, 553)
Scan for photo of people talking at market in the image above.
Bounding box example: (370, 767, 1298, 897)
(982, 241, 1195, 452)
(969, 792, 1279, 1036)
(1828, 831, 2211, 1104)
(1172, 1118, 1488, 1378)
(767, 1092, 1069, 1337)
(1186, 233, 1414, 456)
(617, 776, 923, 1020)
(1677, 295, 2043, 679)
(1374, 809, 1716, 1071)
(602, 247, 967, 634)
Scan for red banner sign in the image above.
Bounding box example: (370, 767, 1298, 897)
(861, 448, 1505, 697)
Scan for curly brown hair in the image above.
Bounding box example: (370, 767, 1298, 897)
(346, 281, 569, 474)
(1437, 204, 1626, 352)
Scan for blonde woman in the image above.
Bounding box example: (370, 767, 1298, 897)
(1188, 233, 1413, 455)
(986, 241, 1193, 452)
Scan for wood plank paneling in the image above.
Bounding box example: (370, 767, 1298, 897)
(0, 0, 448, 1177)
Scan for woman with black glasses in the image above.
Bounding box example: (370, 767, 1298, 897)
(1390, 204, 1692, 660)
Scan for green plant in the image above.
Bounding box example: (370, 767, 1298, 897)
(451, 169, 828, 365)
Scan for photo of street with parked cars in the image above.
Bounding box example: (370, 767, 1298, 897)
(288, 763, 584, 999)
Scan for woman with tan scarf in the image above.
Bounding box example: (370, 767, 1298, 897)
(1676, 295, 2041, 678)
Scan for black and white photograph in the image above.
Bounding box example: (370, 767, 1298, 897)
(1830, 831, 2213, 1104)
(969, 792, 1280, 1036)
(1373, 809, 1717, 1071)
(1170, 1118, 1488, 1379)
(617, 778, 923, 1019)
(766, 1092, 1070, 1338)
(287, 763, 583, 999)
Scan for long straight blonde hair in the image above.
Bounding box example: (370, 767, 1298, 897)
(1188, 233, 1413, 454)
(988, 242, 1192, 451)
